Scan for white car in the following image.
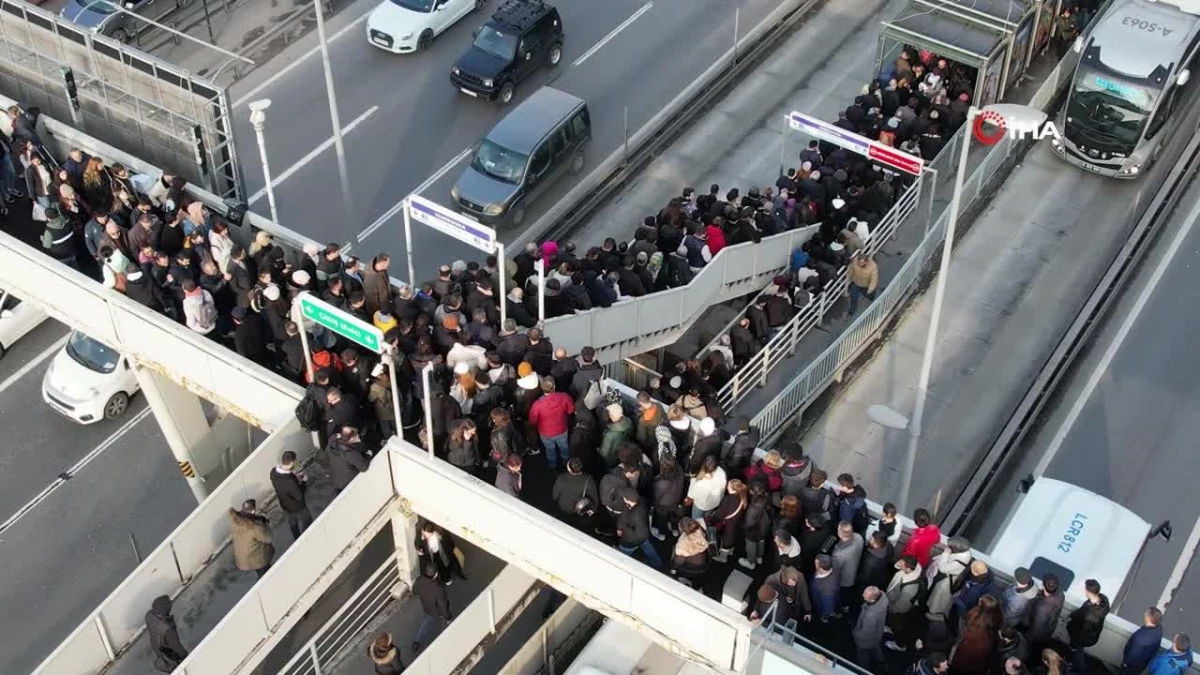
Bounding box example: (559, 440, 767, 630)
(0, 289, 49, 359)
(42, 331, 141, 424)
(367, 0, 484, 53)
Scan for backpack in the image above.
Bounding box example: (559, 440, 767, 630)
(582, 379, 604, 411)
(294, 394, 322, 432)
(197, 298, 218, 328)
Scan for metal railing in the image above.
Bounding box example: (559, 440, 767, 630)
(278, 557, 401, 675)
(715, 173, 926, 411)
(749, 602, 874, 675)
(602, 358, 663, 392)
(748, 53, 1081, 444)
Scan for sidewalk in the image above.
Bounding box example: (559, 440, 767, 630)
(792, 141, 1147, 513)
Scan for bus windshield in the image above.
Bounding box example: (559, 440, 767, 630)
(1066, 65, 1158, 148)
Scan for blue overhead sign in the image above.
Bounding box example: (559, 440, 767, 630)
(407, 194, 497, 254)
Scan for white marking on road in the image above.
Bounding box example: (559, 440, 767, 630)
(0, 407, 151, 537)
(1033, 191, 1200, 480)
(357, 146, 472, 242)
(1160, 515, 1200, 609)
(0, 333, 68, 397)
(571, 2, 653, 68)
(248, 106, 379, 205)
(232, 11, 372, 109)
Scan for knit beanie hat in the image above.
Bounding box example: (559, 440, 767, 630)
(606, 403, 624, 420)
(517, 362, 534, 378)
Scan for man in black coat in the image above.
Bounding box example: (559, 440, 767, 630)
(269, 450, 311, 540)
(325, 387, 362, 438)
(232, 307, 269, 366)
(146, 595, 188, 672)
(327, 426, 370, 493)
(413, 562, 453, 653)
(522, 328, 554, 376)
(730, 317, 757, 368)
(496, 321, 531, 366)
(124, 265, 169, 314)
(615, 486, 661, 569)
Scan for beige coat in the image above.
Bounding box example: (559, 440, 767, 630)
(846, 258, 879, 294)
(228, 509, 273, 571)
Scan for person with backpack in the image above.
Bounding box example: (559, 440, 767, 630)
(885, 554, 926, 651)
(1148, 633, 1194, 675)
(925, 536, 973, 626)
(798, 469, 834, 519)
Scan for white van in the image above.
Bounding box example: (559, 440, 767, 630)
(988, 478, 1151, 606)
(0, 289, 49, 359)
(42, 331, 141, 424)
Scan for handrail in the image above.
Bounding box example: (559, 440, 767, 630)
(714, 175, 926, 412)
(748, 51, 1081, 445)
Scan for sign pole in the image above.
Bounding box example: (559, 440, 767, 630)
(496, 242, 508, 327)
(403, 201, 417, 288)
(386, 350, 402, 439)
(537, 258, 546, 326)
(295, 299, 315, 383)
(422, 363, 435, 456)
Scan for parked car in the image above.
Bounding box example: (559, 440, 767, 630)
(0, 289, 49, 360)
(61, 0, 192, 44)
(367, 0, 486, 54)
(42, 331, 140, 424)
(451, 86, 589, 225)
(451, 0, 564, 105)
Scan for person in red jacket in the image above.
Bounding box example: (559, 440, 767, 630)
(902, 508, 942, 567)
(705, 219, 727, 256)
(527, 376, 575, 472)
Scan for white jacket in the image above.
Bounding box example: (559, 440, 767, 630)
(687, 467, 727, 512)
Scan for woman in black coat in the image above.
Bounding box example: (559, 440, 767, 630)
(709, 479, 749, 558)
(414, 521, 467, 584)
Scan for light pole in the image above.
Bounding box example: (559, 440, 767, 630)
(248, 99, 281, 226)
(314, 0, 356, 231)
(894, 104, 1044, 513)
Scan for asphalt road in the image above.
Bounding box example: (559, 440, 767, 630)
(969, 171, 1200, 637)
(0, 319, 197, 674)
(226, 0, 782, 283)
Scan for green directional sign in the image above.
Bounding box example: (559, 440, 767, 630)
(299, 293, 383, 354)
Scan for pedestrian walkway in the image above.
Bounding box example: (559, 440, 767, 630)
(793, 141, 1146, 512)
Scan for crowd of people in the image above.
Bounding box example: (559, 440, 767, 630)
(8, 39, 1170, 674)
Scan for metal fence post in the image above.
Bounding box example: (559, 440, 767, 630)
(817, 289, 827, 327)
(759, 345, 769, 388)
(309, 642, 323, 675)
(788, 315, 800, 356)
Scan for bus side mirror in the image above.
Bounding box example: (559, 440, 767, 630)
(1153, 521, 1173, 542)
(1017, 474, 1034, 494)
(1177, 70, 1190, 87)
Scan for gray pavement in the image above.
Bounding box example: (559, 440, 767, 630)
(969, 169, 1200, 636)
(224, 0, 784, 282)
(0, 318, 195, 674)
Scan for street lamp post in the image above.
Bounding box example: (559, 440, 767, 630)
(895, 104, 1045, 513)
(314, 0, 356, 231)
(248, 99, 281, 226)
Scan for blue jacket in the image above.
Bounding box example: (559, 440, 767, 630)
(1124, 625, 1164, 671)
(953, 568, 996, 616)
(790, 248, 810, 273)
(1148, 650, 1193, 675)
(810, 571, 841, 619)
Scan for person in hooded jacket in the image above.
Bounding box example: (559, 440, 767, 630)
(228, 499, 274, 578)
(1067, 579, 1110, 672)
(124, 263, 170, 313)
(765, 565, 813, 625)
(885, 554, 925, 649)
(1003, 567, 1040, 629)
(598, 404, 633, 470)
(369, 632, 405, 674)
(721, 418, 760, 477)
(778, 441, 815, 499)
(671, 517, 710, 586)
(1148, 633, 1194, 675)
(738, 481, 774, 570)
(835, 473, 869, 534)
(859, 530, 894, 592)
(146, 595, 189, 672)
(903, 508, 942, 567)
(995, 627, 1031, 675)
(634, 392, 666, 455)
(953, 560, 998, 621)
(925, 536, 972, 624)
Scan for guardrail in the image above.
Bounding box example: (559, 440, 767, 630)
(31, 419, 316, 675)
(748, 53, 1081, 446)
(714, 172, 926, 412)
(277, 556, 401, 675)
(496, 599, 602, 675)
(403, 565, 542, 675)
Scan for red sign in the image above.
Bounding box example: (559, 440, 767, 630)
(868, 143, 924, 176)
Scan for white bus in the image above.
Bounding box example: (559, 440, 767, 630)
(1052, 0, 1200, 178)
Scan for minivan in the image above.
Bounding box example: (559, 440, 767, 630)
(451, 86, 590, 226)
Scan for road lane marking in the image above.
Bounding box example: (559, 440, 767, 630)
(1033, 188, 1200, 481)
(248, 106, 380, 205)
(357, 146, 473, 242)
(571, 2, 653, 68)
(0, 406, 151, 537)
(0, 333, 68, 397)
(232, 10, 372, 109)
(1160, 514, 1200, 609)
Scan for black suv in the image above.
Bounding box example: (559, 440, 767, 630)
(450, 0, 564, 105)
